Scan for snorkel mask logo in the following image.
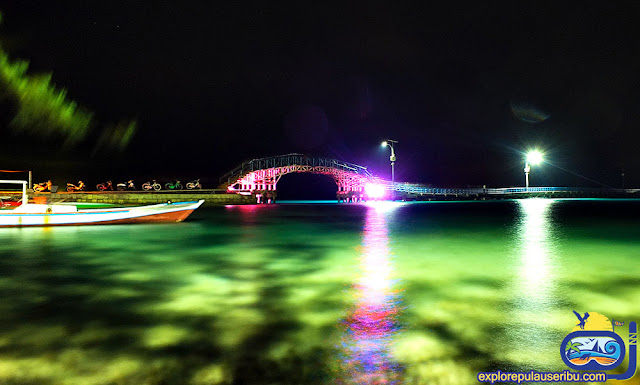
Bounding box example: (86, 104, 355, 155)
(560, 311, 637, 380)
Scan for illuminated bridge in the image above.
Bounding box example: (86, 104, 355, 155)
(220, 153, 640, 202)
(219, 153, 381, 202)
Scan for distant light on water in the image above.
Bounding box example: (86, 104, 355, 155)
(363, 200, 404, 213)
(339, 203, 403, 383)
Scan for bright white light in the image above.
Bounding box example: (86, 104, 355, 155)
(381, 141, 388, 147)
(365, 183, 386, 199)
(526, 150, 543, 165)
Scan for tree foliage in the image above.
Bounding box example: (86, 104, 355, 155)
(0, 53, 93, 145)
(96, 120, 137, 152)
(0, 10, 136, 150)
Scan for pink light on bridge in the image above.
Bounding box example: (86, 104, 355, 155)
(227, 165, 377, 195)
(365, 182, 386, 199)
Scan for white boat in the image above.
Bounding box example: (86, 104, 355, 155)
(0, 180, 204, 227)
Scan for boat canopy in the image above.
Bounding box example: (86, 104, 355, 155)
(0, 180, 27, 204)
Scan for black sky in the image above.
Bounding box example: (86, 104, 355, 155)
(1, 1, 639, 189)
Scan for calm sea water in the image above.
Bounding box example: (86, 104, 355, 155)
(1, 199, 639, 385)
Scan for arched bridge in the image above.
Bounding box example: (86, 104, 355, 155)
(219, 153, 380, 201)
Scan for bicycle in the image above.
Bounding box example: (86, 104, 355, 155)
(186, 179, 202, 189)
(33, 181, 52, 192)
(165, 180, 183, 190)
(117, 180, 136, 191)
(66, 181, 86, 192)
(142, 180, 162, 191)
(96, 181, 113, 191)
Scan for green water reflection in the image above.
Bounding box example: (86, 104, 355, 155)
(0, 200, 639, 384)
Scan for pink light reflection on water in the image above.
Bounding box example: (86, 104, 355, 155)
(339, 202, 403, 384)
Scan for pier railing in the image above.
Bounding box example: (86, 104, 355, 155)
(388, 183, 640, 196)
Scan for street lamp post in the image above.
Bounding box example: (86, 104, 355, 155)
(524, 150, 543, 190)
(381, 139, 398, 184)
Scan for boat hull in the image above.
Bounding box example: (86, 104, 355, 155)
(0, 200, 204, 227)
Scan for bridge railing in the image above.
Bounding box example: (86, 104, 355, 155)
(388, 183, 485, 195)
(219, 153, 373, 186)
(486, 187, 638, 194)
(388, 183, 640, 196)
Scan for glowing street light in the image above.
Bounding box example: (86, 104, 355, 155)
(524, 150, 543, 189)
(381, 139, 398, 184)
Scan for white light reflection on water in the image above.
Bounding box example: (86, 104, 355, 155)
(518, 199, 556, 300)
(507, 198, 560, 367)
(339, 201, 404, 384)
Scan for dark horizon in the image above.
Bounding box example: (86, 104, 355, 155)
(1, 1, 639, 190)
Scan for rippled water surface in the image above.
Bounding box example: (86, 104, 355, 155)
(1, 199, 640, 384)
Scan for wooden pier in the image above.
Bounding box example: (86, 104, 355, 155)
(2, 190, 256, 206)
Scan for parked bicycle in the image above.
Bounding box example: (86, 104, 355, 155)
(66, 181, 86, 192)
(142, 180, 162, 191)
(33, 180, 52, 192)
(165, 180, 183, 190)
(186, 179, 202, 189)
(117, 180, 136, 191)
(96, 181, 113, 191)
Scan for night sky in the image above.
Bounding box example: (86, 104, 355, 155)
(1, 1, 639, 191)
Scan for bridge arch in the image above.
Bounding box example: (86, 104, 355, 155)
(219, 153, 381, 201)
(275, 173, 340, 200)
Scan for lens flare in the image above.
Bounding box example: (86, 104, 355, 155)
(510, 100, 550, 123)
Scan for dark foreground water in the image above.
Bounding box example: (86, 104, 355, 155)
(1, 199, 639, 385)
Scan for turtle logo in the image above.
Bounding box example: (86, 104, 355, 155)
(560, 311, 637, 380)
